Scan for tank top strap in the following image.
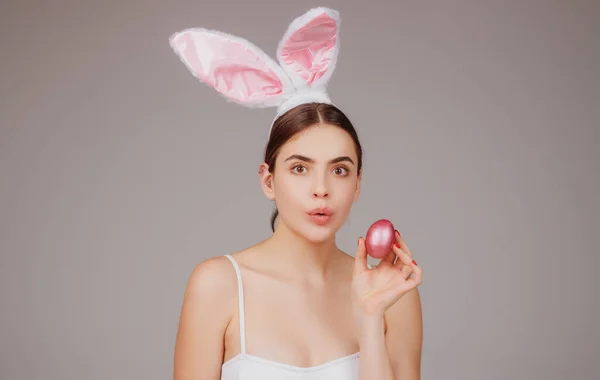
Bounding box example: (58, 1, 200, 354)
(224, 254, 246, 354)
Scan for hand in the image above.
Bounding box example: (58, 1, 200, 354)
(352, 230, 423, 318)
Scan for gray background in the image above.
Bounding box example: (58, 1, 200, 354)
(1, 0, 599, 379)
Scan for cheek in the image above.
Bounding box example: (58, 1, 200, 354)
(333, 178, 358, 204)
(275, 175, 307, 207)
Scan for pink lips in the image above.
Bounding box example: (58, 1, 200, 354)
(306, 207, 333, 225)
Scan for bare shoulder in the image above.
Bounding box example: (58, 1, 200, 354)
(384, 288, 423, 379)
(385, 287, 422, 336)
(185, 255, 238, 299)
(173, 255, 239, 380)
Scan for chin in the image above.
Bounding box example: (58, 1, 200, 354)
(298, 221, 340, 244)
(303, 229, 336, 244)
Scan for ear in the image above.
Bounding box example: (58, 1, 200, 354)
(169, 28, 294, 108)
(276, 7, 340, 89)
(258, 163, 275, 200)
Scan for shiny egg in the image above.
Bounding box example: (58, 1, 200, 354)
(365, 219, 395, 259)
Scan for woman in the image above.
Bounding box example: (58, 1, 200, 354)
(169, 7, 423, 380)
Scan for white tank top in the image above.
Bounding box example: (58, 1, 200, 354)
(221, 254, 360, 379)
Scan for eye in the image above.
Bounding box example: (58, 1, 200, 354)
(291, 164, 307, 174)
(333, 166, 350, 176)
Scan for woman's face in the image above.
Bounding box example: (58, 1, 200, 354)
(266, 123, 361, 242)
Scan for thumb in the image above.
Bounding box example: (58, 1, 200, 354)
(354, 237, 369, 275)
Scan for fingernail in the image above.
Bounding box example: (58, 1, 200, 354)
(411, 260, 417, 266)
(394, 243, 400, 248)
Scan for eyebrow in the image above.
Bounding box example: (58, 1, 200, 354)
(284, 154, 355, 166)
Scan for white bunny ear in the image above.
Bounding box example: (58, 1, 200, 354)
(276, 7, 341, 90)
(169, 28, 294, 108)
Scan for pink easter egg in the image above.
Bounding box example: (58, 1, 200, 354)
(365, 219, 395, 259)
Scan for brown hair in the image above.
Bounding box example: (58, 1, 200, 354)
(264, 102, 363, 231)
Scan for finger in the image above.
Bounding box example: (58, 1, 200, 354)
(405, 260, 423, 288)
(354, 237, 369, 275)
(392, 242, 412, 267)
(400, 263, 413, 280)
(395, 230, 413, 258)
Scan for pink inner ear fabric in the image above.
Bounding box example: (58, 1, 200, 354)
(279, 13, 337, 84)
(172, 32, 283, 103)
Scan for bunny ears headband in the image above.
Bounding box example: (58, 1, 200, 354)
(168, 7, 341, 135)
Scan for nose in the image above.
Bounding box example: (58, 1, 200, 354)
(313, 188, 329, 198)
(312, 175, 329, 198)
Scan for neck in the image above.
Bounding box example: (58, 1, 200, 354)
(263, 220, 341, 282)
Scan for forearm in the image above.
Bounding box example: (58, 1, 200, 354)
(356, 313, 395, 380)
